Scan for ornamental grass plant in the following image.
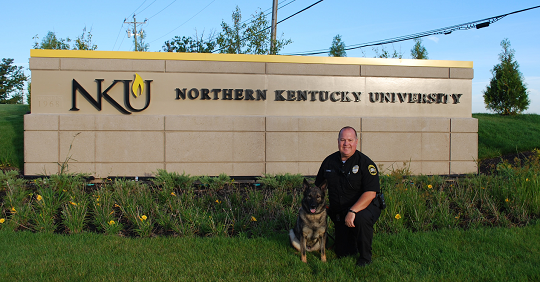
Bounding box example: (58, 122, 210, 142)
(1, 151, 540, 237)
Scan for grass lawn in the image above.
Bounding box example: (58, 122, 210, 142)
(473, 113, 540, 159)
(0, 104, 28, 169)
(1, 223, 539, 281)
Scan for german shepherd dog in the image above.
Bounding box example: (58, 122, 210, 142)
(289, 179, 328, 263)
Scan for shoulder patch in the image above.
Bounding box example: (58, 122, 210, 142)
(368, 165, 377, 176)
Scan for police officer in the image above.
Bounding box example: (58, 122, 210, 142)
(315, 126, 381, 267)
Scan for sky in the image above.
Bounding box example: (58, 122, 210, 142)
(3, 0, 540, 114)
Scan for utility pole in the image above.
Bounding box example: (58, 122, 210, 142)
(124, 14, 147, 51)
(270, 0, 278, 55)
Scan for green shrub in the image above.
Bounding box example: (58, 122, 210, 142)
(198, 173, 232, 192)
(152, 169, 195, 191)
(257, 173, 304, 190)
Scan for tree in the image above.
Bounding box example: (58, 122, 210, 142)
(483, 38, 529, 115)
(163, 31, 216, 53)
(216, 6, 247, 54)
(410, 38, 428, 59)
(216, 6, 291, 55)
(73, 27, 98, 50)
(329, 34, 346, 57)
(0, 58, 28, 104)
(373, 46, 402, 59)
(26, 80, 31, 108)
(33, 28, 97, 50)
(33, 31, 71, 50)
(134, 30, 149, 52)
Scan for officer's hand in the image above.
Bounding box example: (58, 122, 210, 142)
(345, 212, 355, 228)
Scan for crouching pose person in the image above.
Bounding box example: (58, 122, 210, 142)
(315, 126, 382, 267)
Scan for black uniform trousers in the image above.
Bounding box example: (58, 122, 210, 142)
(332, 203, 381, 263)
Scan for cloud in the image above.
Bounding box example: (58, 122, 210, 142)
(427, 36, 439, 43)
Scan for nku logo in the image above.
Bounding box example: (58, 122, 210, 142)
(70, 74, 152, 114)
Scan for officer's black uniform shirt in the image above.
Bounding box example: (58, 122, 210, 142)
(315, 150, 380, 214)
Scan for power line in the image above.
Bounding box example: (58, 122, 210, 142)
(147, 0, 178, 20)
(127, 0, 149, 21)
(239, 0, 297, 26)
(112, 22, 126, 51)
(137, 0, 158, 16)
(148, 0, 218, 44)
(117, 28, 127, 51)
(275, 0, 323, 28)
(285, 5, 540, 56)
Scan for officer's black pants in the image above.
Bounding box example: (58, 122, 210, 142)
(332, 205, 380, 262)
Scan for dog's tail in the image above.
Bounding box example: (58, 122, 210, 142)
(289, 229, 301, 252)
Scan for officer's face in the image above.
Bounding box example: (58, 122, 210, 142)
(338, 128, 357, 160)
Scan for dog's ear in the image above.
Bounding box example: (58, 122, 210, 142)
(318, 180, 327, 193)
(303, 178, 310, 191)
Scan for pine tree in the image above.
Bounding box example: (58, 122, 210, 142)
(410, 38, 428, 59)
(329, 34, 346, 57)
(0, 58, 28, 104)
(483, 38, 529, 115)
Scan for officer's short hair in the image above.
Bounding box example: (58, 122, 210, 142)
(338, 126, 358, 140)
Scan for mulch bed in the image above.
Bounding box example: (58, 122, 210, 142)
(478, 151, 536, 175)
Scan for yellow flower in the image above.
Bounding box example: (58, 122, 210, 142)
(114, 204, 120, 208)
(526, 178, 529, 182)
(109, 211, 114, 215)
(171, 192, 176, 196)
(108, 220, 115, 225)
(11, 207, 16, 213)
(505, 198, 510, 202)
(69, 201, 77, 206)
(251, 216, 257, 222)
(395, 214, 402, 220)
(215, 199, 221, 204)
(97, 203, 100, 206)
(140, 215, 148, 221)
(36, 195, 43, 201)
(0, 218, 5, 224)
(427, 184, 432, 189)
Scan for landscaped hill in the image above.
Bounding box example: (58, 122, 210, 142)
(474, 113, 540, 159)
